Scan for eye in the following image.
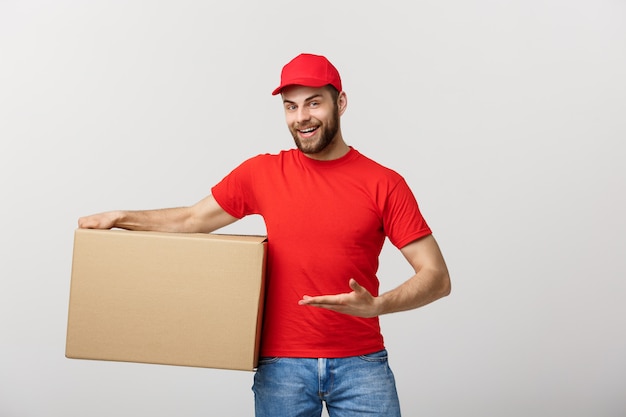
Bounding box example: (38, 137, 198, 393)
(309, 101, 320, 108)
(285, 104, 297, 111)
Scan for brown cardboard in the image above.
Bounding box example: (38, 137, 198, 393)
(66, 228, 267, 371)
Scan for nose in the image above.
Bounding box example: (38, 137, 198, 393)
(296, 106, 311, 122)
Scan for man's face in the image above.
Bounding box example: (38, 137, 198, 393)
(281, 86, 341, 155)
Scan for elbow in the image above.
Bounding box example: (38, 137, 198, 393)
(439, 270, 452, 298)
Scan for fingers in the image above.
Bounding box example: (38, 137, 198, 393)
(297, 279, 379, 317)
(77, 216, 93, 228)
(77, 212, 115, 229)
(288, 279, 381, 317)
(349, 278, 365, 292)
(78, 215, 102, 229)
(300, 279, 361, 306)
(298, 294, 338, 306)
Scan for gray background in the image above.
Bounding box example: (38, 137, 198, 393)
(1, 0, 625, 416)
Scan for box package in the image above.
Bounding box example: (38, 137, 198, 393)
(66, 228, 267, 371)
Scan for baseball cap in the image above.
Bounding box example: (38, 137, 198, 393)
(272, 53, 342, 96)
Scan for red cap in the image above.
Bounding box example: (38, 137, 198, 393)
(272, 53, 342, 95)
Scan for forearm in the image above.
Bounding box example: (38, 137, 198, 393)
(376, 267, 451, 315)
(112, 208, 194, 232)
(78, 195, 238, 233)
(78, 207, 195, 232)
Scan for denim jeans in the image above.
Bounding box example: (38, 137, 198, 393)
(252, 349, 401, 417)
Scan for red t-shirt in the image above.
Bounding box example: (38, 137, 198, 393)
(211, 147, 432, 358)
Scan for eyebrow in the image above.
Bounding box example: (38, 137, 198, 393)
(283, 94, 324, 105)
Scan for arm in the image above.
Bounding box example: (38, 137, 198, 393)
(378, 234, 451, 314)
(298, 234, 451, 318)
(77, 194, 239, 233)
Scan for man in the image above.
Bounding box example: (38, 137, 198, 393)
(79, 53, 451, 417)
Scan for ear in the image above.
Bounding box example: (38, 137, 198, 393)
(338, 91, 348, 115)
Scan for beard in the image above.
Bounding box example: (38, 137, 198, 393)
(289, 105, 340, 155)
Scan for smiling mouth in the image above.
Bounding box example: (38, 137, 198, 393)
(298, 126, 319, 135)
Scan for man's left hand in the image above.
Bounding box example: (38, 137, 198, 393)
(298, 279, 381, 318)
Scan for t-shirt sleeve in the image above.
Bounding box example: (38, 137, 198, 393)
(211, 157, 260, 219)
(383, 177, 432, 249)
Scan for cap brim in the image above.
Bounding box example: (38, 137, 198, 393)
(271, 78, 332, 95)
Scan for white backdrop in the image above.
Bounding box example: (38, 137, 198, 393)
(1, 1, 625, 416)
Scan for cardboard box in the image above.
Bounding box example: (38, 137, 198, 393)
(66, 228, 267, 371)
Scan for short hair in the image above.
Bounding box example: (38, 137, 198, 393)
(325, 85, 340, 102)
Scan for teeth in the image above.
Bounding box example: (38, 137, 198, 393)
(300, 127, 316, 133)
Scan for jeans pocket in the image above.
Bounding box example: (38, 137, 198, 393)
(358, 349, 388, 363)
(257, 356, 281, 366)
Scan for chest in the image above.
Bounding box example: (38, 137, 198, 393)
(256, 169, 385, 244)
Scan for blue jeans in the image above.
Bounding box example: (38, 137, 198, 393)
(252, 349, 401, 417)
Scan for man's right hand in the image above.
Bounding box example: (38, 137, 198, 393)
(77, 211, 122, 229)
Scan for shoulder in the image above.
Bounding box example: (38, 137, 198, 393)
(234, 149, 298, 168)
(351, 149, 405, 182)
(245, 149, 298, 163)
